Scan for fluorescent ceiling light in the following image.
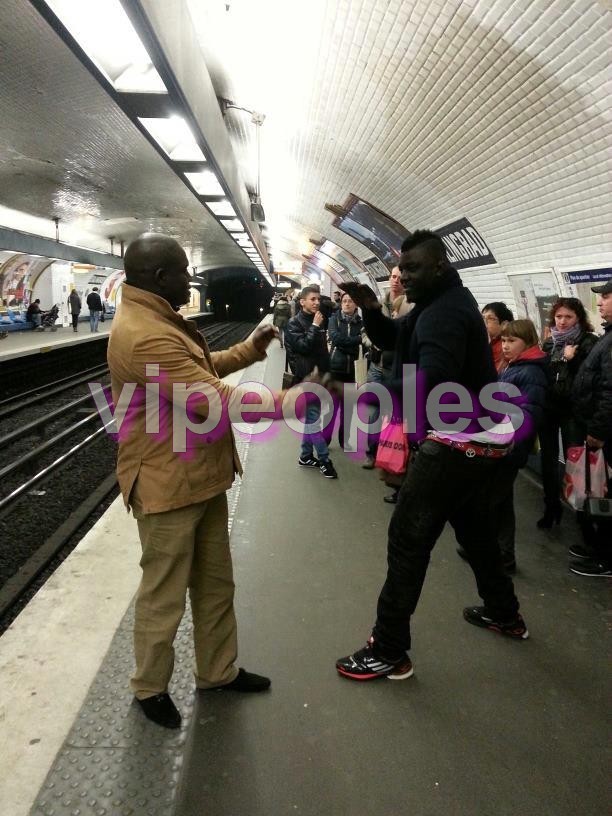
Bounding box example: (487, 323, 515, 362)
(44, 0, 166, 93)
(139, 117, 206, 161)
(219, 219, 244, 231)
(207, 200, 236, 217)
(184, 171, 224, 196)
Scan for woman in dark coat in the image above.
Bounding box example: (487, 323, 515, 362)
(327, 293, 364, 448)
(537, 298, 598, 527)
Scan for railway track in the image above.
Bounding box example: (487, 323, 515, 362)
(0, 319, 257, 631)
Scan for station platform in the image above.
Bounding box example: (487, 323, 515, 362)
(0, 321, 112, 362)
(0, 342, 609, 816)
(0, 311, 212, 362)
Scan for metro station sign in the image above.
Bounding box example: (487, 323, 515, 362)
(434, 217, 496, 270)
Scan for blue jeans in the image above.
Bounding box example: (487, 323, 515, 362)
(31, 313, 41, 328)
(366, 364, 387, 457)
(89, 311, 100, 332)
(300, 402, 330, 462)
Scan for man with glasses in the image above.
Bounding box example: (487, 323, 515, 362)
(481, 302, 514, 372)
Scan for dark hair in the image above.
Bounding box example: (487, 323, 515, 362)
(34, 298, 40, 303)
(482, 302, 514, 323)
(299, 285, 320, 300)
(548, 297, 594, 332)
(400, 230, 448, 261)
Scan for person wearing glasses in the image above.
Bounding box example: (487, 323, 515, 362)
(481, 302, 514, 372)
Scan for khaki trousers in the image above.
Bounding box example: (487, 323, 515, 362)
(130, 489, 239, 699)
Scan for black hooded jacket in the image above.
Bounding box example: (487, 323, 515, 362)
(571, 322, 612, 443)
(362, 268, 497, 440)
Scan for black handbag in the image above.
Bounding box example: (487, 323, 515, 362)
(282, 354, 295, 389)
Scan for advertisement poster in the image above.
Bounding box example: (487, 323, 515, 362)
(364, 257, 391, 281)
(328, 195, 410, 271)
(563, 267, 612, 333)
(0, 254, 53, 309)
(319, 240, 367, 281)
(509, 272, 559, 342)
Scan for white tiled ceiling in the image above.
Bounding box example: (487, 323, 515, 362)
(0, 0, 609, 282)
(188, 0, 611, 274)
(0, 0, 250, 270)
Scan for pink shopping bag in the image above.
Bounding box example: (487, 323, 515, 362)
(375, 418, 409, 475)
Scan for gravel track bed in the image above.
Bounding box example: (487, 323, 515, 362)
(0, 321, 256, 631)
(0, 433, 117, 588)
(0, 377, 110, 439)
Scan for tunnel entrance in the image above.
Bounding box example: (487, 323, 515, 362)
(203, 267, 273, 321)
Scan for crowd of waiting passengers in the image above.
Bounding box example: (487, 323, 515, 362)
(273, 273, 612, 579)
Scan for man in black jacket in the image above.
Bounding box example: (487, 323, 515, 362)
(285, 286, 337, 479)
(570, 278, 612, 577)
(86, 287, 103, 333)
(335, 231, 527, 682)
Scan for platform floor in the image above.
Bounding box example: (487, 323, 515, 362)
(175, 424, 610, 816)
(0, 311, 211, 361)
(0, 321, 112, 361)
(0, 341, 609, 816)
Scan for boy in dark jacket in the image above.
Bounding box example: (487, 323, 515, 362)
(496, 319, 548, 571)
(285, 286, 337, 479)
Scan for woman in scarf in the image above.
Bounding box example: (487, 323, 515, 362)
(327, 292, 365, 448)
(537, 298, 598, 528)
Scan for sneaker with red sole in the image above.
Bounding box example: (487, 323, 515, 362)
(336, 637, 414, 681)
(463, 606, 529, 639)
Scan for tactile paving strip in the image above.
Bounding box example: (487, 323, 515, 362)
(30, 434, 252, 816)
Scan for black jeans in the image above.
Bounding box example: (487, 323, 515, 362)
(71, 313, 79, 330)
(453, 457, 518, 567)
(373, 441, 520, 658)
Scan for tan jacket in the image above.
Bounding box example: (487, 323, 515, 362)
(108, 285, 266, 514)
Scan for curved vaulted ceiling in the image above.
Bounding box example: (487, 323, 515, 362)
(0, 0, 610, 284)
(188, 0, 611, 273)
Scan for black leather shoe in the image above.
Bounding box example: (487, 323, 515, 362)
(456, 547, 469, 561)
(202, 668, 271, 693)
(383, 491, 398, 504)
(136, 693, 181, 729)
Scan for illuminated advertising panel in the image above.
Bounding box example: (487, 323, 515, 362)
(328, 195, 410, 271)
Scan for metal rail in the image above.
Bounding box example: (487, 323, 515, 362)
(0, 392, 94, 448)
(0, 473, 118, 622)
(0, 412, 101, 481)
(0, 363, 109, 420)
(0, 422, 113, 519)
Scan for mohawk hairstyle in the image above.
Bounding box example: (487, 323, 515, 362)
(400, 230, 448, 262)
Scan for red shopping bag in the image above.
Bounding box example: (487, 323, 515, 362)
(562, 445, 610, 511)
(375, 418, 409, 475)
